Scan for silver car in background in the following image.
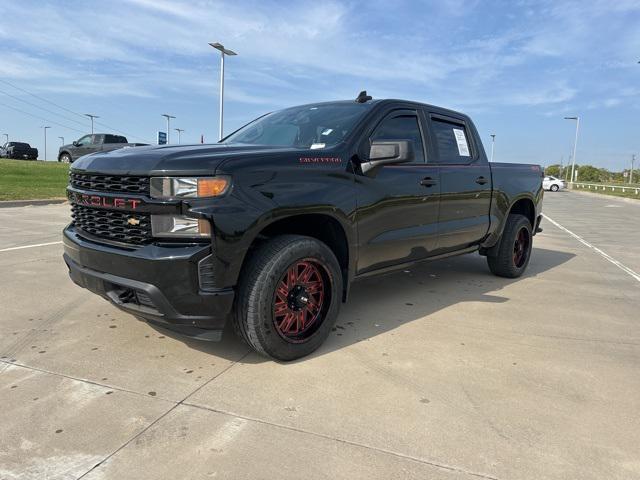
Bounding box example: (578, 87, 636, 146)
(543, 175, 566, 192)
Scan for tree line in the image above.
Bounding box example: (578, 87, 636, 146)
(544, 164, 638, 184)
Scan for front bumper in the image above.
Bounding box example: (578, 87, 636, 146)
(63, 225, 234, 340)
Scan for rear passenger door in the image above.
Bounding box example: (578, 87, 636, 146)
(426, 113, 492, 252)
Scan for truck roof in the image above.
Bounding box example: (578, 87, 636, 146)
(288, 98, 470, 122)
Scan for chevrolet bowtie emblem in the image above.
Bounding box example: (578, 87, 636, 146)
(127, 217, 141, 226)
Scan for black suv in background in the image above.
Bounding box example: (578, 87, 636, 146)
(58, 134, 148, 163)
(63, 95, 543, 361)
(0, 142, 38, 160)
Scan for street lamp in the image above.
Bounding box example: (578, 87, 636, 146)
(489, 134, 496, 162)
(174, 128, 184, 144)
(564, 116, 580, 183)
(58, 136, 65, 146)
(161, 114, 176, 144)
(631, 154, 636, 184)
(2, 133, 7, 143)
(41, 126, 51, 161)
(209, 42, 237, 141)
(84, 114, 99, 134)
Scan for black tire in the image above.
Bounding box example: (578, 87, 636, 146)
(550, 184, 559, 192)
(59, 153, 72, 163)
(234, 235, 342, 361)
(487, 214, 533, 278)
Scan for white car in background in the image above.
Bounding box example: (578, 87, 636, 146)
(543, 175, 566, 192)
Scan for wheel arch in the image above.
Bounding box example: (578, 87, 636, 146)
(481, 194, 538, 256)
(508, 196, 536, 229)
(239, 212, 353, 301)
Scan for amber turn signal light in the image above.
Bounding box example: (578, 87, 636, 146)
(197, 177, 229, 197)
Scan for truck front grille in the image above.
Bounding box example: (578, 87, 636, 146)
(71, 204, 152, 245)
(70, 173, 150, 195)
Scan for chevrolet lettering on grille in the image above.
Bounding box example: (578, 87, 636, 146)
(68, 191, 141, 210)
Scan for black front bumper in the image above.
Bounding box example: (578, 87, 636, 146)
(63, 225, 234, 340)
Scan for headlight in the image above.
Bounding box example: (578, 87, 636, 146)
(150, 176, 230, 199)
(151, 215, 211, 238)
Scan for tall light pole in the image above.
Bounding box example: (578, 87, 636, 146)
(58, 136, 65, 146)
(564, 116, 580, 183)
(174, 128, 184, 144)
(84, 114, 99, 134)
(631, 154, 636, 184)
(489, 134, 496, 162)
(209, 42, 237, 141)
(161, 114, 175, 144)
(41, 126, 51, 161)
(2, 133, 7, 143)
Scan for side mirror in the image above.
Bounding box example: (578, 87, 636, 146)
(361, 140, 414, 173)
(72, 141, 78, 146)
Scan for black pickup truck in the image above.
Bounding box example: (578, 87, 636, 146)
(58, 134, 148, 163)
(1, 142, 38, 160)
(63, 94, 543, 360)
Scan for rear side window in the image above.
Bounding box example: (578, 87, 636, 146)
(105, 135, 127, 143)
(430, 118, 472, 164)
(371, 115, 425, 163)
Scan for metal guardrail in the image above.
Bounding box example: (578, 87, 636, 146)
(572, 182, 640, 195)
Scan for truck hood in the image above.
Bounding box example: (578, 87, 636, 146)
(70, 143, 301, 176)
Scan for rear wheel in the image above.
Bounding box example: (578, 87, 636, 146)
(59, 153, 72, 163)
(487, 214, 532, 278)
(550, 184, 559, 192)
(235, 235, 342, 361)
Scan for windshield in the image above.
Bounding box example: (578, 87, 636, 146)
(223, 103, 371, 149)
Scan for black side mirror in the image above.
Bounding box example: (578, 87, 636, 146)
(361, 140, 414, 173)
(72, 141, 78, 146)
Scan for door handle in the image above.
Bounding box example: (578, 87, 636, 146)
(420, 177, 437, 187)
(475, 176, 488, 185)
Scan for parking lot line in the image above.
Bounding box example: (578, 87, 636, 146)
(0, 240, 62, 253)
(543, 213, 640, 283)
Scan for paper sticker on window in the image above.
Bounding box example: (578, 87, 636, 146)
(453, 128, 470, 157)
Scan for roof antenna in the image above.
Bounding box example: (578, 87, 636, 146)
(355, 90, 372, 103)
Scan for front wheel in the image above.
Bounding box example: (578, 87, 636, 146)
(487, 214, 533, 278)
(550, 184, 559, 192)
(59, 153, 72, 163)
(234, 235, 342, 361)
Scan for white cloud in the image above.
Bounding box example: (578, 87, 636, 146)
(1, 0, 639, 113)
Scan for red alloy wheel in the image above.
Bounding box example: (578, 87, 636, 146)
(513, 227, 530, 268)
(273, 260, 327, 342)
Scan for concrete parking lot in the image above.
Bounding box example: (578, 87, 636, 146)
(1, 191, 639, 480)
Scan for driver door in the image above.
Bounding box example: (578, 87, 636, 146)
(355, 109, 440, 274)
(73, 135, 93, 158)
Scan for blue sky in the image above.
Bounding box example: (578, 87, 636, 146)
(1, 0, 639, 170)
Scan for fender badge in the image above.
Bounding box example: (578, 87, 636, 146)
(127, 217, 141, 226)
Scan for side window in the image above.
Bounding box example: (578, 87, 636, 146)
(430, 118, 472, 164)
(91, 135, 103, 144)
(76, 135, 91, 146)
(371, 115, 425, 163)
(105, 135, 127, 144)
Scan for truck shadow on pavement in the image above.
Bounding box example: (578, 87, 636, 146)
(152, 247, 574, 363)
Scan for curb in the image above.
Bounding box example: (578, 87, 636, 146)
(0, 199, 68, 208)
(569, 189, 640, 205)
